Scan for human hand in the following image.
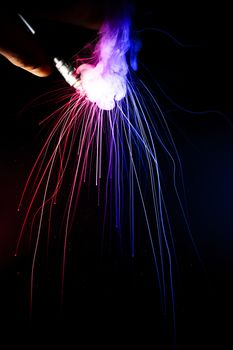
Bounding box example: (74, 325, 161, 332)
(0, 11, 53, 77)
(0, 1, 106, 77)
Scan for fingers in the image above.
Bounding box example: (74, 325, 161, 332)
(0, 12, 53, 77)
(0, 1, 107, 77)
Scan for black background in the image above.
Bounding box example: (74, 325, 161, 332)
(0, 1, 232, 348)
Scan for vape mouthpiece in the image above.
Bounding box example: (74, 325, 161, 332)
(18, 13, 82, 90)
(53, 58, 82, 89)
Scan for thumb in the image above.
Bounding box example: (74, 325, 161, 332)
(0, 14, 53, 77)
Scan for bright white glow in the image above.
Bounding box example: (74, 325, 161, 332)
(74, 19, 132, 111)
(77, 62, 127, 110)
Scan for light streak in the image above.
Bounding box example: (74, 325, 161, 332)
(16, 12, 189, 339)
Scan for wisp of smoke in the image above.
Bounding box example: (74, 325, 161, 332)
(76, 17, 135, 110)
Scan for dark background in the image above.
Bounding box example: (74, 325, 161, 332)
(0, 1, 232, 348)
